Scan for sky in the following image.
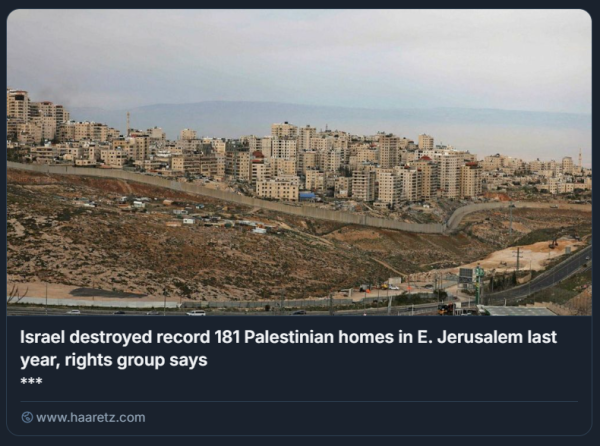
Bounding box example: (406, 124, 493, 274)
(8, 9, 591, 113)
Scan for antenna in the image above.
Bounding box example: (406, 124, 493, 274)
(579, 148, 582, 172)
(127, 112, 130, 137)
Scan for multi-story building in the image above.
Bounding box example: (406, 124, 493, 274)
(256, 178, 299, 201)
(305, 169, 326, 192)
(334, 177, 352, 198)
(397, 166, 422, 202)
(418, 134, 434, 151)
(352, 169, 377, 202)
(7, 89, 30, 121)
(378, 134, 400, 169)
(438, 153, 461, 198)
(225, 149, 251, 181)
(376, 169, 401, 206)
(271, 122, 298, 138)
(562, 156, 574, 175)
(179, 128, 197, 140)
(459, 162, 483, 198)
(412, 156, 440, 199)
(171, 155, 202, 175)
(271, 138, 297, 159)
(297, 125, 317, 152)
(100, 148, 127, 168)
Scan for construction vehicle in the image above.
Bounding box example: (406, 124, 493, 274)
(549, 237, 558, 249)
(380, 283, 389, 290)
(437, 303, 454, 316)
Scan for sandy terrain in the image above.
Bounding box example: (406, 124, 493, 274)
(456, 239, 584, 274)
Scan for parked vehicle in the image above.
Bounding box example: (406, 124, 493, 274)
(66, 310, 81, 315)
(186, 310, 206, 316)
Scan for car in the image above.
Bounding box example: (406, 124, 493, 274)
(113, 311, 126, 315)
(146, 311, 160, 316)
(389, 285, 400, 290)
(291, 310, 307, 316)
(66, 310, 81, 315)
(186, 310, 206, 316)
(585, 256, 590, 261)
(424, 284, 434, 289)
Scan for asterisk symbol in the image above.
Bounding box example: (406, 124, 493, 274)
(28, 378, 34, 384)
(36, 377, 42, 384)
(21, 377, 27, 384)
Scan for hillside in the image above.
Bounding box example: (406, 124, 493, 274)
(7, 169, 592, 302)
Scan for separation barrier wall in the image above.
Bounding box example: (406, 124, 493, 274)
(446, 201, 591, 230)
(7, 162, 591, 234)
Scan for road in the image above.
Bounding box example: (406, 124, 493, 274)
(7, 244, 591, 316)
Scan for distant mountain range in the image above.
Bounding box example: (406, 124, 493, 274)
(70, 101, 591, 162)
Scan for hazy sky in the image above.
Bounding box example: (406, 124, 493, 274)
(8, 9, 592, 114)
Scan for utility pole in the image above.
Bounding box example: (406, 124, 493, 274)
(513, 247, 524, 274)
(329, 293, 334, 316)
(45, 283, 48, 316)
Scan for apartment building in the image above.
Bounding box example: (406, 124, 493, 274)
(396, 166, 422, 202)
(225, 149, 251, 181)
(378, 134, 400, 169)
(297, 125, 317, 152)
(271, 122, 298, 138)
(171, 155, 202, 175)
(376, 169, 401, 206)
(100, 148, 127, 168)
(413, 156, 440, 199)
(334, 177, 352, 198)
(418, 134, 434, 151)
(305, 169, 326, 192)
(179, 128, 197, 140)
(352, 169, 377, 202)
(438, 153, 461, 198)
(459, 162, 483, 198)
(562, 157, 574, 175)
(256, 178, 299, 201)
(251, 160, 271, 185)
(271, 138, 297, 159)
(7, 89, 30, 121)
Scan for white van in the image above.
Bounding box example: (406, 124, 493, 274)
(186, 310, 206, 316)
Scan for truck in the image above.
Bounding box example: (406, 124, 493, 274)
(437, 303, 455, 316)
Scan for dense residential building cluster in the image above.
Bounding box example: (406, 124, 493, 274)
(7, 88, 592, 207)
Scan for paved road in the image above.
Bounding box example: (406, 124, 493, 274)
(483, 244, 592, 304)
(6, 304, 440, 317)
(7, 245, 591, 316)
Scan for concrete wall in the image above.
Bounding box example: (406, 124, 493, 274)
(7, 162, 444, 233)
(6, 296, 179, 308)
(8, 162, 591, 234)
(446, 201, 591, 230)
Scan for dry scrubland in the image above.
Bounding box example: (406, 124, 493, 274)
(7, 169, 592, 301)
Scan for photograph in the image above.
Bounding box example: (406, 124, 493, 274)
(6, 9, 592, 317)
